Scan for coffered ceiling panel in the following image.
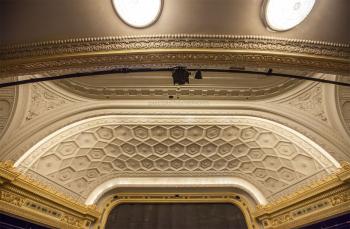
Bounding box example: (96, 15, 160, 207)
(15, 115, 338, 203)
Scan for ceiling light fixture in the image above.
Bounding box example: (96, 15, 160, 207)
(112, 0, 163, 28)
(195, 70, 203, 80)
(3, 68, 350, 88)
(264, 0, 315, 31)
(172, 67, 190, 85)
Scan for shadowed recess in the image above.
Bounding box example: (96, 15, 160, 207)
(105, 203, 248, 229)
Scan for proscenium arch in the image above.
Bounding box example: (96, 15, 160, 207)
(85, 177, 267, 205)
(96, 193, 257, 229)
(14, 115, 340, 205)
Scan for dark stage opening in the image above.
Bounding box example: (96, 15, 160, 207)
(105, 203, 248, 229)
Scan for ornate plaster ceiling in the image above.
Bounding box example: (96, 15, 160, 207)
(1, 35, 349, 78)
(0, 0, 349, 210)
(55, 71, 301, 100)
(337, 77, 350, 136)
(1, 1, 349, 77)
(0, 85, 16, 139)
(15, 115, 338, 204)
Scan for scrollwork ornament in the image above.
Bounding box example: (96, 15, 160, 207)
(26, 84, 72, 121)
(1, 35, 349, 76)
(0, 190, 25, 207)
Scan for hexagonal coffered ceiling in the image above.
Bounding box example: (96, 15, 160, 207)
(15, 115, 339, 204)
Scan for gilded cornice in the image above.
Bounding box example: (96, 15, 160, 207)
(0, 34, 349, 77)
(2, 160, 350, 228)
(0, 160, 100, 228)
(0, 161, 99, 214)
(254, 161, 350, 228)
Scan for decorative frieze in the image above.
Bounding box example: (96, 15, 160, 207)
(1, 35, 349, 77)
(287, 85, 327, 122)
(255, 162, 350, 229)
(26, 84, 73, 121)
(0, 161, 101, 229)
(1, 160, 350, 228)
(0, 190, 25, 207)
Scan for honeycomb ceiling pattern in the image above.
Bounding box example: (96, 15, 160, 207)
(18, 116, 335, 202)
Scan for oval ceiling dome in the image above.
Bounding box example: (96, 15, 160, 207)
(265, 0, 315, 31)
(112, 0, 163, 28)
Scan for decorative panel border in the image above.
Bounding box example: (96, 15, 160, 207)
(1, 35, 349, 77)
(1, 160, 350, 228)
(0, 161, 101, 229)
(255, 161, 350, 229)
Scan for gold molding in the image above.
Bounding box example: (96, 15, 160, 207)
(0, 161, 101, 229)
(95, 192, 259, 229)
(254, 161, 350, 229)
(1, 159, 350, 228)
(1, 34, 349, 77)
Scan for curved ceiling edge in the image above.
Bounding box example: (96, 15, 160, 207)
(13, 115, 340, 203)
(85, 177, 267, 205)
(1, 35, 349, 77)
(2, 35, 349, 50)
(14, 115, 340, 169)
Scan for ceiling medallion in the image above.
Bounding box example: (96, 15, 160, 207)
(264, 0, 315, 31)
(112, 0, 163, 28)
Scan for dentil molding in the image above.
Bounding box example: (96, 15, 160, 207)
(1, 35, 349, 77)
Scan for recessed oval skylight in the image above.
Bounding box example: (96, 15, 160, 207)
(265, 0, 315, 31)
(112, 0, 163, 28)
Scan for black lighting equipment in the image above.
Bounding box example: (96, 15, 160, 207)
(1, 67, 350, 88)
(194, 70, 202, 79)
(172, 67, 190, 85)
(267, 68, 273, 75)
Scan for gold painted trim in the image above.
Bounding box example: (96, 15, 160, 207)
(0, 161, 101, 229)
(95, 192, 259, 229)
(2, 34, 349, 49)
(3, 48, 349, 64)
(1, 34, 349, 77)
(255, 161, 350, 229)
(1, 160, 350, 228)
